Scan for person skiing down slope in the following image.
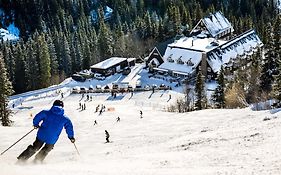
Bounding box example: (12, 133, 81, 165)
(17, 100, 75, 163)
(105, 130, 110, 143)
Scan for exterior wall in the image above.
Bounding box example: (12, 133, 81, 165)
(90, 60, 128, 76)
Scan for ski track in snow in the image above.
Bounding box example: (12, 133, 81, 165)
(1, 91, 281, 174)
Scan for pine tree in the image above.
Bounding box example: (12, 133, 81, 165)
(89, 28, 100, 63)
(246, 49, 261, 104)
(46, 33, 59, 85)
(2, 43, 15, 88)
(113, 22, 126, 56)
(0, 54, 14, 126)
(13, 43, 28, 93)
(212, 66, 225, 108)
(37, 35, 51, 88)
(260, 23, 276, 94)
(273, 15, 281, 63)
(61, 35, 72, 76)
(195, 68, 206, 110)
(272, 16, 281, 106)
(25, 39, 40, 91)
(98, 11, 113, 60)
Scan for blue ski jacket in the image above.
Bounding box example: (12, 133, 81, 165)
(33, 106, 74, 144)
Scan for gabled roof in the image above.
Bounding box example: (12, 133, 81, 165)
(191, 11, 234, 38)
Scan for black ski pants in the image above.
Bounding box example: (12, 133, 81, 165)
(17, 138, 54, 162)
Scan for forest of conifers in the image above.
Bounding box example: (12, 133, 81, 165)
(0, 0, 280, 94)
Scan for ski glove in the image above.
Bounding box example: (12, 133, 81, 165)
(69, 138, 75, 143)
(33, 125, 39, 129)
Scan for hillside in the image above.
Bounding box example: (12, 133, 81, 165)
(1, 89, 281, 174)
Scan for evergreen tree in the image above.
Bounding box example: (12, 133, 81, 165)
(13, 43, 28, 94)
(89, 28, 100, 63)
(273, 15, 281, 62)
(98, 11, 113, 60)
(2, 43, 15, 88)
(82, 38, 92, 69)
(260, 23, 276, 94)
(0, 54, 14, 126)
(25, 39, 40, 91)
(61, 35, 72, 77)
(195, 68, 206, 110)
(37, 35, 51, 88)
(46, 33, 59, 85)
(212, 66, 225, 108)
(246, 49, 261, 104)
(113, 22, 126, 56)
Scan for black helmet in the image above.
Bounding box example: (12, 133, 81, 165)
(53, 100, 64, 108)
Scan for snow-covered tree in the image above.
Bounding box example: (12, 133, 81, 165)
(260, 23, 276, 94)
(0, 54, 14, 126)
(195, 68, 207, 110)
(212, 66, 225, 108)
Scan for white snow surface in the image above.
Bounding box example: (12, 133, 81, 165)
(1, 63, 281, 174)
(0, 28, 19, 41)
(1, 91, 281, 174)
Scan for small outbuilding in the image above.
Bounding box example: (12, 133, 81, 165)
(90, 57, 136, 76)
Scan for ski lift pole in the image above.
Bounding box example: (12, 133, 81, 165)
(73, 142, 80, 156)
(0, 128, 36, 156)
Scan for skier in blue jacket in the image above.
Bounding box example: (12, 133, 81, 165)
(17, 100, 75, 163)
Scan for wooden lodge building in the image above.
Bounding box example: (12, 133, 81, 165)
(90, 57, 136, 76)
(146, 11, 263, 81)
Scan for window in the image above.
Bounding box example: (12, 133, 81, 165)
(167, 57, 174, 63)
(177, 57, 184, 64)
(186, 58, 194, 66)
(167, 54, 174, 63)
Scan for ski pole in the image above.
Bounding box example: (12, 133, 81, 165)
(0, 128, 36, 156)
(73, 142, 80, 156)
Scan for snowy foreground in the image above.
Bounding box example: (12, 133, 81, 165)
(1, 91, 281, 175)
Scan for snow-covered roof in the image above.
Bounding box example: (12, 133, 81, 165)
(207, 30, 263, 73)
(158, 28, 262, 75)
(202, 11, 234, 38)
(127, 58, 136, 62)
(91, 57, 127, 69)
(158, 47, 202, 75)
(168, 36, 227, 52)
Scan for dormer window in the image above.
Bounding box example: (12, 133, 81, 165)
(167, 54, 174, 63)
(177, 56, 184, 64)
(186, 58, 194, 66)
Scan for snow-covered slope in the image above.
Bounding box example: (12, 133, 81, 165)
(1, 90, 281, 175)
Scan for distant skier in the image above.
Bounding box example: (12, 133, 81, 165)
(99, 109, 103, 115)
(140, 110, 143, 118)
(105, 130, 110, 143)
(17, 100, 75, 163)
(94, 120, 98, 125)
(116, 117, 120, 122)
(95, 105, 100, 113)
